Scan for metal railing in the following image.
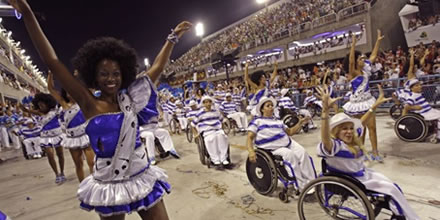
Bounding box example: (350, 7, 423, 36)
(288, 74, 440, 110)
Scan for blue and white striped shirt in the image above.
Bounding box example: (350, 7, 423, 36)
(232, 94, 242, 106)
(192, 109, 223, 134)
(247, 117, 290, 150)
(405, 92, 432, 114)
(303, 95, 318, 107)
(317, 137, 366, 177)
(174, 107, 186, 119)
(220, 101, 238, 115)
(186, 108, 200, 119)
(214, 91, 226, 105)
(164, 101, 176, 114)
(278, 97, 298, 111)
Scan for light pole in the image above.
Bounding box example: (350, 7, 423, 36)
(256, 0, 269, 10)
(195, 22, 205, 39)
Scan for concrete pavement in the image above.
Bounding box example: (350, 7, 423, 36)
(0, 116, 439, 220)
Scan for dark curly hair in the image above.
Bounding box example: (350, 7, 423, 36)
(72, 37, 139, 90)
(343, 50, 362, 73)
(250, 70, 265, 85)
(32, 93, 57, 113)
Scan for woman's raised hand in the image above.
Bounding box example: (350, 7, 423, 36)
(174, 21, 193, 39)
(374, 85, 391, 106)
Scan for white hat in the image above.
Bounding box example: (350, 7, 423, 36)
(201, 96, 215, 103)
(189, 100, 197, 106)
(280, 88, 289, 97)
(217, 84, 223, 87)
(329, 113, 362, 132)
(225, 93, 232, 97)
(175, 100, 182, 105)
(255, 97, 277, 117)
(404, 78, 421, 89)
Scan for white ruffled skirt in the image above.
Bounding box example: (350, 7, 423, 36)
(343, 93, 376, 116)
(78, 165, 170, 216)
(40, 134, 64, 148)
(61, 134, 90, 149)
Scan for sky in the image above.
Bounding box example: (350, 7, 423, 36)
(3, 0, 270, 75)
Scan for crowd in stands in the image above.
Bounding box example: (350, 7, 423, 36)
(166, 0, 369, 74)
(408, 13, 440, 32)
(166, 39, 440, 102)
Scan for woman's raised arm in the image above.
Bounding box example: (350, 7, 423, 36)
(10, 0, 96, 114)
(147, 21, 192, 83)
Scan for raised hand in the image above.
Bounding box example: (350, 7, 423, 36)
(374, 84, 391, 106)
(377, 29, 385, 41)
(174, 21, 193, 39)
(409, 48, 415, 56)
(316, 86, 341, 108)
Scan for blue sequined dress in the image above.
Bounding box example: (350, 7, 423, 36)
(39, 108, 64, 148)
(77, 76, 170, 217)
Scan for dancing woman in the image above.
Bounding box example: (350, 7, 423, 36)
(47, 71, 95, 182)
(20, 93, 66, 184)
(342, 31, 384, 162)
(10, 0, 191, 219)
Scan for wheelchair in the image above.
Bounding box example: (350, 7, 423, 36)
(222, 116, 242, 136)
(306, 102, 322, 118)
(195, 131, 231, 169)
(185, 123, 193, 143)
(280, 108, 309, 133)
(394, 113, 437, 142)
(245, 148, 304, 203)
(389, 104, 403, 121)
(297, 158, 406, 220)
(140, 136, 169, 161)
(169, 115, 181, 135)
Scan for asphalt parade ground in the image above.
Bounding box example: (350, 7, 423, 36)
(0, 115, 439, 220)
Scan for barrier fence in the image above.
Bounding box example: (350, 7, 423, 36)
(288, 74, 440, 110)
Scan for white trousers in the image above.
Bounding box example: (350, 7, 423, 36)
(140, 128, 176, 161)
(358, 169, 420, 220)
(298, 109, 316, 129)
(272, 139, 316, 191)
(163, 112, 173, 125)
(227, 112, 248, 129)
(203, 130, 229, 163)
(23, 137, 42, 156)
(177, 118, 188, 130)
(8, 128, 21, 149)
(0, 127, 10, 149)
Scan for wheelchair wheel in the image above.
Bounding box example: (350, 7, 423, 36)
(169, 119, 178, 134)
(245, 149, 278, 196)
(282, 114, 299, 128)
(186, 124, 193, 143)
(222, 120, 231, 135)
(389, 104, 403, 121)
(298, 176, 375, 220)
(196, 137, 207, 165)
(307, 104, 316, 118)
(394, 114, 428, 142)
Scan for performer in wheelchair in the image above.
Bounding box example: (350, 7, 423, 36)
(303, 89, 323, 110)
(220, 93, 248, 133)
(174, 100, 188, 131)
(247, 97, 316, 192)
(399, 49, 440, 143)
(317, 85, 419, 220)
(279, 88, 317, 130)
(192, 96, 230, 167)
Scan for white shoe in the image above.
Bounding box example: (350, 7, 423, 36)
(222, 160, 230, 166)
(429, 134, 438, 144)
(213, 161, 221, 166)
